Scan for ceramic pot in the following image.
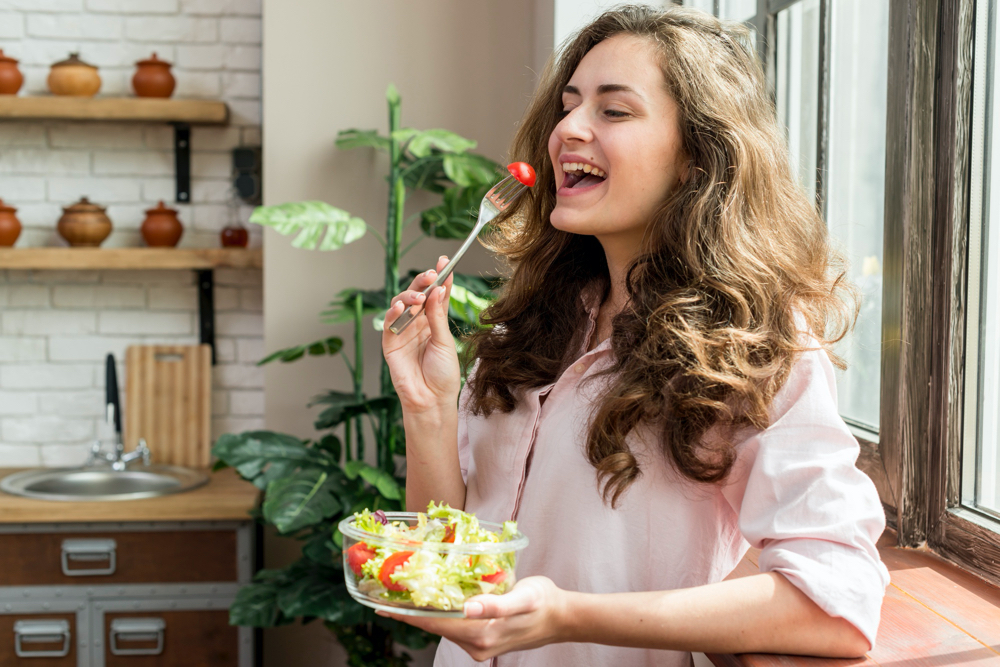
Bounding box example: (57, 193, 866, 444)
(141, 200, 183, 247)
(0, 199, 22, 246)
(132, 53, 175, 98)
(58, 197, 112, 247)
(0, 49, 24, 95)
(47, 53, 101, 97)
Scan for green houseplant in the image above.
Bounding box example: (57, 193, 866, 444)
(211, 84, 502, 667)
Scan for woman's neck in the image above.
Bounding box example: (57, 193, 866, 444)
(589, 246, 633, 350)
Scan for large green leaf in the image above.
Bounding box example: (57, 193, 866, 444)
(276, 571, 365, 625)
(229, 581, 283, 627)
(310, 392, 396, 430)
(249, 201, 366, 251)
(302, 527, 339, 567)
(335, 129, 390, 153)
(391, 128, 476, 158)
(263, 469, 342, 534)
(443, 153, 501, 188)
(212, 431, 332, 490)
(320, 289, 386, 324)
(420, 184, 491, 239)
(343, 461, 402, 500)
(257, 337, 343, 366)
(399, 154, 449, 194)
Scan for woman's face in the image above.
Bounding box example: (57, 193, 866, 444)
(547, 34, 688, 260)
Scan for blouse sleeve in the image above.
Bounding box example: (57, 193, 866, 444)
(721, 345, 890, 649)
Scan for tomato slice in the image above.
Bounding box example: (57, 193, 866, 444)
(481, 569, 506, 585)
(378, 551, 414, 591)
(443, 525, 456, 543)
(345, 542, 376, 577)
(507, 161, 536, 187)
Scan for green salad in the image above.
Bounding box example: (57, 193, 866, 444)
(344, 502, 519, 611)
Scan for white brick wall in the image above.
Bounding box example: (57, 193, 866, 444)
(0, 269, 264, 466)
(0, 3, 264, 467)
(0, 0, 262, 249)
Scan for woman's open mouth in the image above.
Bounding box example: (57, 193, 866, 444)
(559, 161, 607, 195)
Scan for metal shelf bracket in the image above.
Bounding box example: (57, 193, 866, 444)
(173, 122, 191, 204)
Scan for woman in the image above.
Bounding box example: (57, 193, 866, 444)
(381, 6, 889, 666)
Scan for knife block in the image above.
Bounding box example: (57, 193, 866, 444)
(124, 345, 213, 468)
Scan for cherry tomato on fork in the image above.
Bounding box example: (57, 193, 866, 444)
(378, 551, 414, 591)
(507, 161, 536, 187)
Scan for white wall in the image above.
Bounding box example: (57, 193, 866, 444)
(261, 2, 542, 665)
(0, 0, 265, 466)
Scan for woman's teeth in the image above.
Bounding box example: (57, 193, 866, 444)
(562, 162, 606, 178)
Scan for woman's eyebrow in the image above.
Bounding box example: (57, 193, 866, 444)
(562, 84, 646, 101)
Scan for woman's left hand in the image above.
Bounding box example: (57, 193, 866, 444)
(377, 576, 567, 662)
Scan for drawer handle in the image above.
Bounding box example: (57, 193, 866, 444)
(109, 618, 165, 656)
(60, 538, 117, 576)
(13, 619, 71, 658)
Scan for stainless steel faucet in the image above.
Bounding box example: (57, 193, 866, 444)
(86, 354, 152, 471)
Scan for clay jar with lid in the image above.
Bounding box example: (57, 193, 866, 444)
(132, 53, 175, 98)
(48, 53, 101, 97)
(0, 199, 22, 246)
(141, 201, 184, 247)
(58, 197, 112, 247)
(0, 49, 24, 95)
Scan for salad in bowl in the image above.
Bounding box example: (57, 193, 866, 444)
(338, 502, 529, 617)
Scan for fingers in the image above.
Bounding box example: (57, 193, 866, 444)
(464, 585, 539, 619)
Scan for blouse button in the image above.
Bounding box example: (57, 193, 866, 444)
(574, 363, 586, 374)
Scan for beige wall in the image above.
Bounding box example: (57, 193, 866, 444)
(261, 2, 541, 665)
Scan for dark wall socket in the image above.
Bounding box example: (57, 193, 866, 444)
(233, 146, 262, 205)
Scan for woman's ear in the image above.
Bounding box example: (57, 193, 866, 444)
(680, 158, 693, 184)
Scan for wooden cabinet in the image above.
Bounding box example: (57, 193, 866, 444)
(0, 522, 253, 667)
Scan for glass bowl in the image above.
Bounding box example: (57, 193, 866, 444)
(338, 511, 529, 617)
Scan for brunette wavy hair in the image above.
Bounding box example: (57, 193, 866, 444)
(465, 5, 858, 507)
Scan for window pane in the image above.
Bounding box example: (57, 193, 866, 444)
(719, 0, 756, 22)
(775, 0, 820, 203)
(966, 0, 1000, 518)
(826, 0, 890, 432)
(682, 0, 716, 14)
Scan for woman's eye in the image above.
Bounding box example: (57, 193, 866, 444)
(557, 108, 571, 119)
(605, 109, 630, 119)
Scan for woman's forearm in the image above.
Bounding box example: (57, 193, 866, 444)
(402, 407, 466, 512)
(559, 572, 870, 657)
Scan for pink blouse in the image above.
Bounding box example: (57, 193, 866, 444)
(434, 308, 890, 667)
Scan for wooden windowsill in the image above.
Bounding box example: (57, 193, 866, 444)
(0, 247, 261, 270)
(708, 531, 1000, 666)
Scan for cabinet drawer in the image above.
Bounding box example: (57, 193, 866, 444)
(103, 611, 237, 667)
(0, 530, 237, 586)
(0, 613, 76, 666)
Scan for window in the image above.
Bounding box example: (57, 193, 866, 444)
(965, 0, 1000, 520)
(824, 0, 889, 434)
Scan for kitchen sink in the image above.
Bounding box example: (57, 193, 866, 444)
(0, 465, 209, 502)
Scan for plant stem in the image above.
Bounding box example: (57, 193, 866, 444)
(382, 89, 404, 472)
(353, 292, 365, 462)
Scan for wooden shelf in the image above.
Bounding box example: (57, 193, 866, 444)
(0, 248, 261, 270)
(0, 96, 228, 125)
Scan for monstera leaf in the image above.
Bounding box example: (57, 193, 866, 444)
(391, 128, 476, 158)
(249, 201, 366, 251)
(263, 469, 343, 534)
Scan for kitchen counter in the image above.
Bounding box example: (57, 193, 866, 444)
(0, 467, 259, 524)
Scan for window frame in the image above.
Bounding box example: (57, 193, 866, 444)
(712, 0, 1000, 581)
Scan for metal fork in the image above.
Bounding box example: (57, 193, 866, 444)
(388, 174, 529, 334)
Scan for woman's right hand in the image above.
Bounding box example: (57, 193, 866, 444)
(382, 256, 461, 417)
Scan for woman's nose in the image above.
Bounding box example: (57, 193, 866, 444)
(552, 107, 593, 144)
